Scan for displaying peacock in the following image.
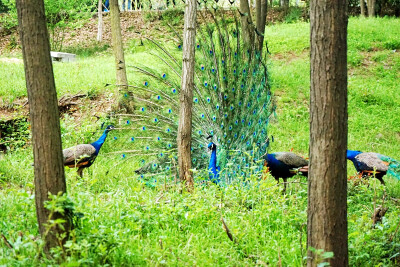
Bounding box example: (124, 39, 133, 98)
(114, 7, 275, 185)
(63, 125, 114, 177)
(346, 149, 400, 185)
(264, 152, 308, 192)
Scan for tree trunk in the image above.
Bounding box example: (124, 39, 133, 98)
(110, 0, 128, 109)
(239, 0, 255, 50)
(360, 0, 366, 16)
(308, 0, 348, 266)
(16, 0, 71, 253)
(367, 0, 375, 17)
(255, 0, 268, 55)
(97, 0, 103, 42)
(177, 0, 196, 192)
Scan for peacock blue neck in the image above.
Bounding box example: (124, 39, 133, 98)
(208, 142, 220, 183)
(267, 153, 279, 166)
(91, 130, 110, 154)
(346, 150, 362, 161)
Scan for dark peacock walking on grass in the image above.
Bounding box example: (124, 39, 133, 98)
(63, 125, 114, 177)
(346, 149, 400, 185)
(264, 152, 308, 193)
(114, 7, 275, 185)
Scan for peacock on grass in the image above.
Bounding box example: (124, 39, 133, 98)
(264, 152, 308, 193)
(347, 149, 400, 185)
(63, 125, 114, 177)
(113, 6, 275, 185)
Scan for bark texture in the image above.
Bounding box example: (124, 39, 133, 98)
(367, 0, 376, 17)
(239, 0, 255, 49)
(360, 0, 366, 16)
(16, 0, 70, 252)
(97, 0, 103, 41)
(255, 0, 268, 54)
(177, 0, 197, 191)
(308, 0, 348, 266)
(110, 0, 128, 91)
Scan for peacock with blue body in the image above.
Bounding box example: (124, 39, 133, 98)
(264, 152, 308, 192)
(63, 125, 114, 177)
(346, 149, 400, 185)
(115, 8, 275, 184)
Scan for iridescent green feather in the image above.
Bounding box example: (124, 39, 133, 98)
(117, 7, 275, 183)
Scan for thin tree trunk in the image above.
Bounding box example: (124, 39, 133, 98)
(239, 0, 255, 50)
(97, 0, 103, 42)
(177, 0, 196, 192)
(308, 0, 348, 266)
(360, 0, 366, 16)
(255, 0, 268, 55)
(110, 0, 128, 101)
(16, 0, 70, 253)
(367, 0, 376, 17)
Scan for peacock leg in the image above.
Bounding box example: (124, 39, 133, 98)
(282, 178, 287, 194)
(77, 167, 84, 178)
(377, 175, 385, 186)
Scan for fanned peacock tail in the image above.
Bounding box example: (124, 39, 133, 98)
(114, 6, 275, 184)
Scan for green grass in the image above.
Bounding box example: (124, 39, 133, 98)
(1, 16, 400, 265)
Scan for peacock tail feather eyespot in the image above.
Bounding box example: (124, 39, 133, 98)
(121, 154, 126, 158)
(201, 65, 205, 71)
(140, 107, 146, 112)
(153, 118, 159, 123)
(113, 136, 117, 140)
(171, 88, 177, 94)
(193, 97, 199, 103)
(162, 73, 166, 79)
(131, 137, 135, 142)
(126, 120, 130, 124)
(204, 81, 208, 87)
(213, 84, 217, 90)
(142, 126, 146, 131)
(143, 81, 149, 86)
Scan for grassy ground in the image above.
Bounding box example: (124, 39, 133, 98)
(1, 16, 400, 265)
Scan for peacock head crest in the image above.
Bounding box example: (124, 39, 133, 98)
(104, 125, 115, 134)
(346, 149, 362, 160)
(208, 142, 217, 151)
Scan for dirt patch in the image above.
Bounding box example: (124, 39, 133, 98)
(0, 92, 114, 122)
(0, 8, 293, 55)
(0, 11, 183, 55)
